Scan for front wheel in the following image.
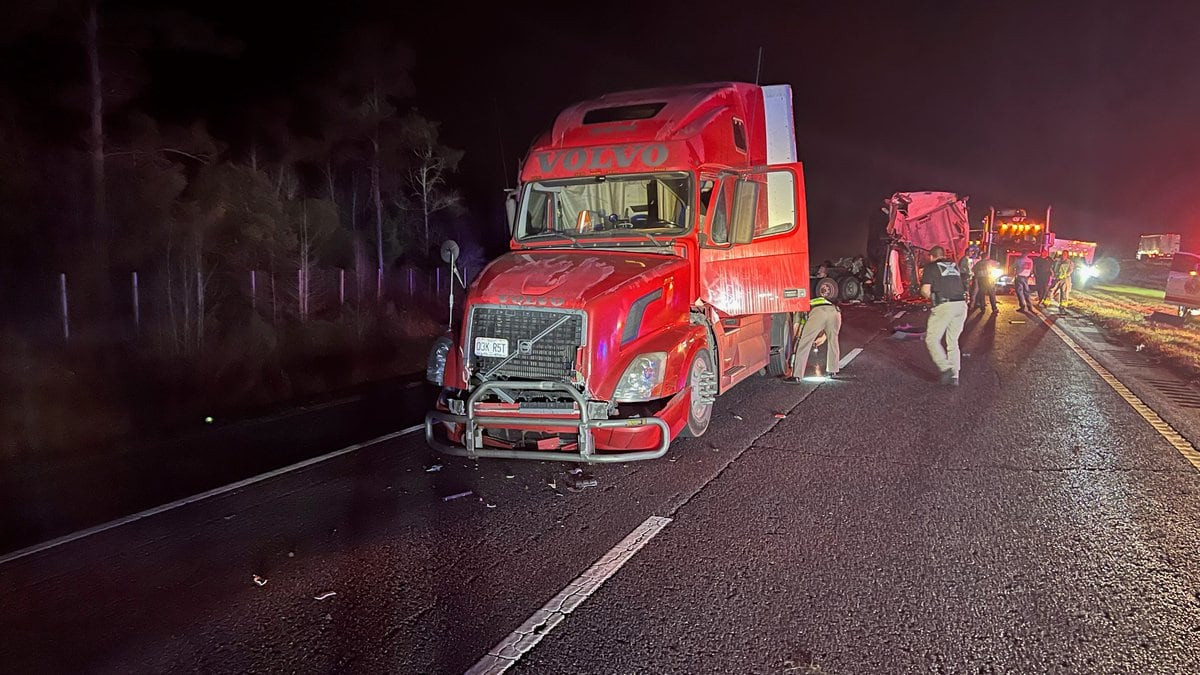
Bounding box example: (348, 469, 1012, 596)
(680, 349, 716, 438)
(767, 312, 794, 377)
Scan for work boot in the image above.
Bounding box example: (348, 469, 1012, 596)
(939, 369, 956, 385)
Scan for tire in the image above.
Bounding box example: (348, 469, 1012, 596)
(814, 276, 840, 301)
(766, 313, 793, 377)
(680, 349, 716, 438)
(838, 275, 863, 302)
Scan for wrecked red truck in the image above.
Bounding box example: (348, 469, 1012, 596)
(424, 82, 810, 462)
(876, 191, 971, 300)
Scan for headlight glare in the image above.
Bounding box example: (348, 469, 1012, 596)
(612, 351, 668, 402)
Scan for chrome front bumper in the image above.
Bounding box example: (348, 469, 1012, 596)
(424, 380, 670, 463)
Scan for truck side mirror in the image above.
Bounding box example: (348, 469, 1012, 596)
(504, 189, 518, 231)
(731, 179, 757, 244)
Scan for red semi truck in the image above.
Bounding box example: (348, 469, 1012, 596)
(424, 82, 810, 462)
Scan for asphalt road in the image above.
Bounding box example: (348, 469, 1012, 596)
(3, 299, 1199, 674)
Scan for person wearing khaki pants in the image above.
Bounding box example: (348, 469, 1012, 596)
(785, 297, 842, 382)
(921, 246, 969, 386)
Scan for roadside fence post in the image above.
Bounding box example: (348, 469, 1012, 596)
(297, 268, 305, 319)
(131, 271, 140, 334)
(339, 268, 346, 306)
(250, 269, 257, 311)
(59, 272, 69, 342)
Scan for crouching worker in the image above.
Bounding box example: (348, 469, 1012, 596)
(785, 296, 842, 382)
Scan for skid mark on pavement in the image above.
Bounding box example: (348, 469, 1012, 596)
(466, 515, 673, 675)
(1040, 312, 1200, 473)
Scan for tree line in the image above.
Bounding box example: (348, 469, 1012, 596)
(0, 2, 466, 345)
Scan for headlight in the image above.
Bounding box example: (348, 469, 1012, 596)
(989, 268, 1002, 281)
(998, 274, 1012, 284)
(1080, 265, 1098, 279)
(612, 352, 667, 402)
(426, 336, 453, 385)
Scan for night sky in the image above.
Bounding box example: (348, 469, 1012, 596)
(95, 0, 1200, 259)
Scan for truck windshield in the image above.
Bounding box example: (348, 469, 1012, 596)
(516, 172, 691, 243)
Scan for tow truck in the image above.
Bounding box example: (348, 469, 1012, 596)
(424, 82, 810, 462)
(986, 207, 1053, 293)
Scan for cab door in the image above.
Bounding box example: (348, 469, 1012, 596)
(698, 163, 811, 316)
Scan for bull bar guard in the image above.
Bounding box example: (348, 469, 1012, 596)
(424, 380, 670, 463)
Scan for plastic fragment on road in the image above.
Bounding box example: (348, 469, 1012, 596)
(443, 490, 473, 502)
(486, 503, 498, 509)
(253, 575, 267, 587)
(732, 414, 744, 420)
(314, 591, 337, 601)
(547, 480, 557, 489)
(505, 474, 515, 479)
(1136, 343, 1146, 352)
(425, 464, 443, 473)
(774, 412, 787, 419)
(566, 472, 598, 491)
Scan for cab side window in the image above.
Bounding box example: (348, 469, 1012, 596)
(709, 181, 730, 244)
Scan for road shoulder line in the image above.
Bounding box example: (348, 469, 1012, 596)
(466, 515, 673, 675)
(1037, 310, 1200, 472)
(0, 424, 424, 567)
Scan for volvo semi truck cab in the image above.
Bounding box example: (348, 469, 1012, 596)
(425, 82, 810, 462)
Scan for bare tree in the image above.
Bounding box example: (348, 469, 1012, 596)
(401, 113, 464, 252)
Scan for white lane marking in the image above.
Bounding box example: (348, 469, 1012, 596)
(838, 347, 863, 369)
(1036, 310, 1200, 472)
(466, 516, 673, 675)
(0, 424, 424, 567)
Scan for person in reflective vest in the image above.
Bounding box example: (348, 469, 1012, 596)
(785, 296, 842, 382)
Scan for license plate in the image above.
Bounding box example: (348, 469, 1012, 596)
(474, 337, 509, 358)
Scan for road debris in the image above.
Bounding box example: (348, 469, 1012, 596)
(425, 463, 443, 473)
(443, 490, 473, 502)
(547, 480, 558, 489)
(566, 471, 598, 491)
(732, 413, 744, 420)
(1136, 343, 1146, 352)
(774, 412, 787, 419)
(252, 575, 268, 587)
(505, 474, 515, 479)
(485, 503, 498, 509)
(1009, 320, 1027, 324)
(314, 591, 337, 601)
(287, 551, 294, 558)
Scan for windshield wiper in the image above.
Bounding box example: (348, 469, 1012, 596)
(524, 230, 582, 245)
(626, 229, 668, 247)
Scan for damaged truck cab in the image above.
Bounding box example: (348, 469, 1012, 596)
(425, 82, 810, 462)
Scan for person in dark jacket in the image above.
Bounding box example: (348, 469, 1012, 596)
(1033, 252, 1053, 306)
(971, 256, 998, 312)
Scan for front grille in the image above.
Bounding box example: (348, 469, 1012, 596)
(469, 307, 584, 380)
